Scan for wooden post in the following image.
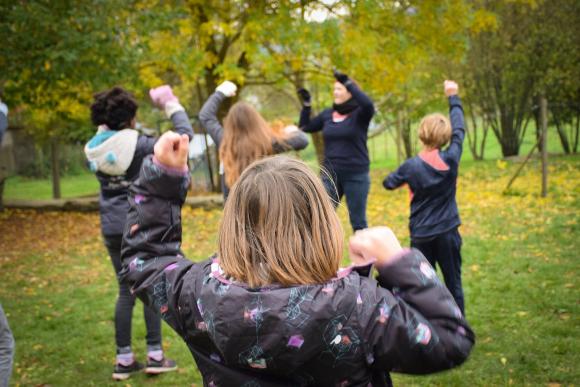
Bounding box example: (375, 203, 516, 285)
(540, 96, 548, 197)
(384, 129, 389, 157)
(203, 132, 216, 192)
(51, 138, 61, 199)
(396, 111, 403, 165)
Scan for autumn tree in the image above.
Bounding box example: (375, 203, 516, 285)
(0, 0, 140, 197)
(528, 0, 580, 154)
(331, 0, 471, 159)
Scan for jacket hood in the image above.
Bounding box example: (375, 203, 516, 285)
(84, 126, 139, 176)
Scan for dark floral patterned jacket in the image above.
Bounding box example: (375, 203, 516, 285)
(120, 156, 475, 386)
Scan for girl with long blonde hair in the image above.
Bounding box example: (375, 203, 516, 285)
(199, 81, 308, 199)
(120, 133, 474, 385)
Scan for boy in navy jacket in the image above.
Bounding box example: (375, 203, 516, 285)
(383, 80, 466, 314)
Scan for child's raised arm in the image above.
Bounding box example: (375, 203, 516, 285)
(135, 85, 195, 156)
(199, 81, 237, 145)
(297, 88, 329, 133)
(350, 227, 475, 374)
(334, 70, 375, 125)
(444, 80, 466, 165)
(120, 132, 199, 337)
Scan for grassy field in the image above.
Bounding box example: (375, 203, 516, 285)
(3, 123, 568, 201)
(4, 173, 99, 201)
(0, 150, 578, 385)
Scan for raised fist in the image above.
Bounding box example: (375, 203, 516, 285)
(216, 81, 237, 97)
(297, 88, 311, 105)
(349, 226, 403, 267)
(153, 131, 189, 170)
(444, 80, 459, 97)
(150, 85, 179, 108)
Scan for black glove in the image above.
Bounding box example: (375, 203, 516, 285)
(297, 88, 311, 105)
(333, 69, 350, 85)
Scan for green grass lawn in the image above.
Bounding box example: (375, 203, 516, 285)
(0, 154, 578, 386)
(4, 173, 99, 201)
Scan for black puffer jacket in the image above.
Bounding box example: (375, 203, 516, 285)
(84, 111, 193, 236)
(120, 157, 475, 386)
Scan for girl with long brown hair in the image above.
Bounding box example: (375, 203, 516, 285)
(120, 132, 474, 385)
(199, 81, 308, 199)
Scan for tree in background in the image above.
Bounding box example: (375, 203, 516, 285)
(528, 0, 580, 154)
(0, 0, 139, 197)
(2, 0, 578, 201)
(333, 0, 471, 159)
(463, 0, 580, 157)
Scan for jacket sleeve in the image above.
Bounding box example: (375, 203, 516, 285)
(383, 162, 408, 190)
(345, 82, 375, 127)
(444, 95, 466, 165)
(119, 155, 197, 337)
(358, 249, 475, 374)
(272, 131, 309, 153)
(171, 110, 195, 140)
(199, 91, 226, 146)
(135, 109, 195, 156)
(0, 104, 7, 144)
(299, 107, 328, 133)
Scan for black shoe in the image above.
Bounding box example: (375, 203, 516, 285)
(112, 360, 144, 381)
(145, 357, 178, 375)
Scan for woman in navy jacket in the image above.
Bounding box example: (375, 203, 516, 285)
(298, 70, 375, 231)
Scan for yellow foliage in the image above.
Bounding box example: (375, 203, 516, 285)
(470, 9, 499, 34)
(139, 65, 164, 89)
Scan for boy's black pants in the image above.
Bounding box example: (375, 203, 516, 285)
(411, 227, 465, 314)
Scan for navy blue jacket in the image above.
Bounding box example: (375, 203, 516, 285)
(120, 156, 474, 386)
(383, 96, 465, 239)
(299, 84, 375, 173)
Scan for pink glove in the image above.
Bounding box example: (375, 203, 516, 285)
(149, 85, 179, 108)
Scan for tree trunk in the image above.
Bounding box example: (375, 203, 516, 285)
(0, 178, 4, 211)
(540, 96, 548, 197)
(552, 111, 571, 154)
(51, 138, 61, 199)
(402, 114, 413, 159)
(480, 119, 489, 160)
(499, 118, 520, 157)
(396, 110, 403, 164)
(465, 103, 478, 160)
(311, 132, 325, 165)
(533, 100, 543, 154)
(573, 111, 579, 153)
(310, 81, 325, 165)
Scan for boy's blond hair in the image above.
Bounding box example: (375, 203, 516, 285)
(218, 155, 343, 288)
(418, 113, 452, 149)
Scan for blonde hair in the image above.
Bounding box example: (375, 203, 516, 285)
(418, 113, 452, 149)
(220, 102, 286, 188)
(218, 156, 343, 288)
